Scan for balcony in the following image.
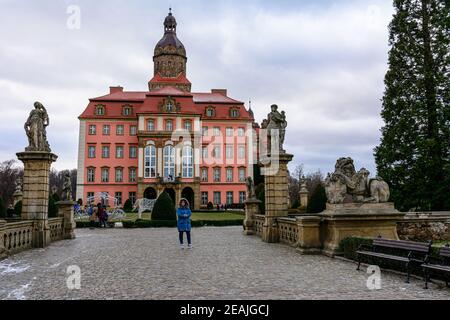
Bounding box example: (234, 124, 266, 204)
(157, 175, 181, 185)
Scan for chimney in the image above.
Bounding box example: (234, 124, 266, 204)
(211, 89, 227, 96)
(110, 86, 124, 94)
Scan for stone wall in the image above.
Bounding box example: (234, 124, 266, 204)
(397, 212, 450, 242)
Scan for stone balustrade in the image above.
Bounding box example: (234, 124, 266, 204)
(277, 217, 298, 246)
(397, 212, 450, 242)
(1, 220, 34, 257)
(253, 215, 265, 237)
(48, 218, 64, 242)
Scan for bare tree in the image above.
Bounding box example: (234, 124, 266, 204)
(0, 160, 23, 206)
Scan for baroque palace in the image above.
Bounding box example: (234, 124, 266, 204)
(76, 10, 257, 210)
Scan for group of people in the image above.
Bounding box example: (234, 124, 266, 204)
(85, 203, 109, 228)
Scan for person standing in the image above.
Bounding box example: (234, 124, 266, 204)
(177, 198, 192, 250)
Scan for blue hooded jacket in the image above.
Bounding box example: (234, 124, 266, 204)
(177, 199, 192, 232)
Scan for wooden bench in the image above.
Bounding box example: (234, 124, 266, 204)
(356, 237, 432, 283)
(422, 244, 450, 289)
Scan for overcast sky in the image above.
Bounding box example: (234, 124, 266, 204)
(0, 0, 394, 176)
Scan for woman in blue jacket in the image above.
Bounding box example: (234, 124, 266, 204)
(177, 198, 192, 249)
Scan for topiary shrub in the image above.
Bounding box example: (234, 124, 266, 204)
(255, 183, 265, 214)
(307, 184, 327, 213)
(52, 193, 60, 203)
(151, 192, 176, 221)
(123, 199, 133, 212)
(339, 237, 374, 260)
(0, 198, 5, 219)
(14, 200, 22, 217)
(291, 199, 300, 209)
(207, 202, 214, 210)
(48, 196, 58, 218)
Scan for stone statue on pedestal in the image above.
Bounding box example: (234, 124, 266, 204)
(246, 177, 256, 199)
(62, 172, 72, 201)
(261, 104, 287, 153)
(325, 157, 390, 204)
(24, 102, 51, 152)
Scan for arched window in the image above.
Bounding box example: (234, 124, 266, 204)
(144, 145, 157, 178)
(182, 146, 194, 178)
(163, 145, 175, 179)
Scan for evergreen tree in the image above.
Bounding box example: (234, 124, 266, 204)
(123, 199, 133, 212)
(0, 198, 5, 219)
(151, 192, 176, 221)
(375, 0, 450, 211)
(48, 196, 58, 218)
(306, 184, 327, 214)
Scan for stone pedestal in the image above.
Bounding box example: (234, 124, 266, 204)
(296, 216, 322, 254)
(260, 153, 294, 243)
(244, 198, 261, 235)
(17, 151, 58, 248)
(319, 202, 405, 257)
(299, 190, 308, 212)
(56, 201, 76, 239)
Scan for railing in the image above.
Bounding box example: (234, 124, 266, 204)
(49, 218, 64, 242)
(253, 215, 265, 236)
(278, 217, 299, 246)
(2, 221, 34, 255)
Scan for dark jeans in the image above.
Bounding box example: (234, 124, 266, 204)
(179, 231, 191, 245)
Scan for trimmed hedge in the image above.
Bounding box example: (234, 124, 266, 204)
(152, 192, 176, 221)
(339, 237, 374, 260)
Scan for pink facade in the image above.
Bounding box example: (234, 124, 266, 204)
(76, 11, 257, 210)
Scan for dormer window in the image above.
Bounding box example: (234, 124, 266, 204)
(122, 105, 133, 116)
(230, 108, 240, 118)
(206, 106, 215, 117)
(95, 105, 106, 116)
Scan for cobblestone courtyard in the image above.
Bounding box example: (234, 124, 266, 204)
(1, 226, 449, 300)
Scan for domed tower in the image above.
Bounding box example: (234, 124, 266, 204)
(149, 9, 191, 92)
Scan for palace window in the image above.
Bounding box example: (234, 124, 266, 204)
(129, 192, 137, 206)
(95, 105, 105, 116)
(226, 127, 234, 137)
(184, 120, 192, 131)
(213, 168, 221, 182)
(239, 168, 246, 182)
(87, 192, 95, 200)
(88, 146, 96, 158)
(202, 146, 208, 160)
(102, 146, 110, 159)
(226, 145, 234, 159)
(101, 168, 110, 183)
(129, 167, 137, 183)
(130, 125, 137, 136)
(213, 145, 221, 159)
(213, 192, 221, 205)
(201, 168, 208, 182)
(239, 191, 246, 204)
(206, 107, 215, 117)
(144, 145, 157, 178)
(213, 127, 221, 136)
(115, 192, 122, 205)
(116, 125, 124, 135)
(226, 168, 233, 182)
(166, 120, 173, 131)
(122, 106, 133, 116)
(87, 168, 95, 183)
(226, 192, 233, 205)
(182, 146, 194, 178)
(201, 192, 208, 205)
(230, 108, 239, 118)
(115, 168, 123, 183)
(238, 127, 245, 137)
(163, 145, 176, 179)
(129, 146, 138, 159)
(103, 125, 110, 135)
(147, 119, 155, 132)
(116, 146, 124, 159)
(238, 145, 246, 159)
(89, 125, 96, 135)
(202, 126, 208, 137)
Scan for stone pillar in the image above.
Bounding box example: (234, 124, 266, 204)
(56, 201, 76, 239)
(260, 153, 294, 243)
(243, 198, 261, 235)
(17, 151, 58, 248)
(296, 216, 321, 254)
